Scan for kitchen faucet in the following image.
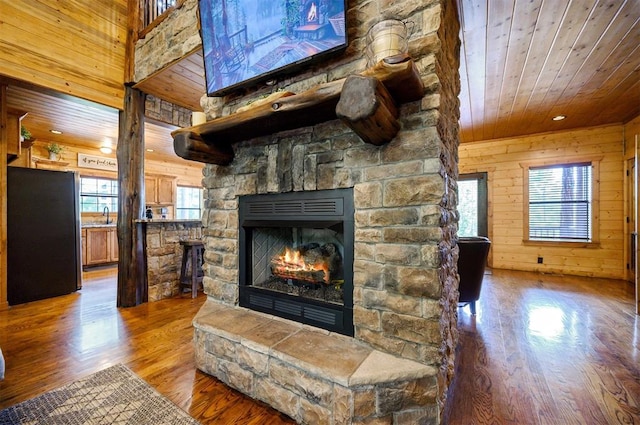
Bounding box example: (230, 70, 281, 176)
(103, 206, 112, 224)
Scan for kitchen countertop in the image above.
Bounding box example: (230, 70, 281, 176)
(134, 219, 202, 224)
(83, 220, 202, 228)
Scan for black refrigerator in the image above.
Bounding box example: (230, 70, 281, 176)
(7, 167, 82, 305)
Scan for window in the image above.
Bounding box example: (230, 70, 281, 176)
(80, 177, 118, 212)
(176, 186, 202, 219)
(525, 162, 596, 243)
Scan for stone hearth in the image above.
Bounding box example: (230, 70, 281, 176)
(195, 302, 437, 423)
(190, 0, 461, 423)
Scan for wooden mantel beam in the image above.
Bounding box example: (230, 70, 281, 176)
(171, 54, 424, 165)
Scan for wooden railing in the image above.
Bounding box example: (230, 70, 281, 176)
(139, 0, 183, 39)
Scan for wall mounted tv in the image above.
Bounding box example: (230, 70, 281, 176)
(198, 0, 347, 96)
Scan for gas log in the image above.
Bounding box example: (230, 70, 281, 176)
(270, 243, 341, 285)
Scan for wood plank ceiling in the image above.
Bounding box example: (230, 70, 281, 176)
(457, 0, 640, 142)
(4, 82, 181, 161)
(4, 0, 640, 159)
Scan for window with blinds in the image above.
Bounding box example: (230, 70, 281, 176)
(528, 163, 592, 241)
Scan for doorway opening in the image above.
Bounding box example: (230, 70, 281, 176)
(458, 172, 488, 237)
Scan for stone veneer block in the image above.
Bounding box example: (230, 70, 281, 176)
(194, 303, 266, 341)
(239, 320, 302, 353)
(272, 329, 372, 386)
(195, 301, 302, 348)
(349, 350, 435, 386)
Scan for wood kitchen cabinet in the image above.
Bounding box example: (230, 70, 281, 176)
(85, 227, 118, 266)
(81, 228, 87, 266)
(110, 227, 119, 260)
(145, 174, 175, 205)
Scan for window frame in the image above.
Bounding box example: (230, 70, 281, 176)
(80, 176, 119, 213)
(176, 185, 203, 220)
(521, 157, 601, 248)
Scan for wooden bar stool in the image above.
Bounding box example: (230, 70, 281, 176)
(179, 240, 204, 298)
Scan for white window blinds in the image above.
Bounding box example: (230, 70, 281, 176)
(528, 163, 592, 241)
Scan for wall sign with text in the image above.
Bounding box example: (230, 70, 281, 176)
(77, 153, 117, 171)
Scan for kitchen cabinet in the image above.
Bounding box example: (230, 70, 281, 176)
(145, 174, 175, 205)
(85, 227, 118, 266)
(110, 227, 119, 260)
(81, 229, 87, 266)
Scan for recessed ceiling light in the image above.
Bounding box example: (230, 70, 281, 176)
(50, 129, 63, 135)
(99, 146, 113, 154)
(146, 149, 154, 152)
(552, 115, 566, 121)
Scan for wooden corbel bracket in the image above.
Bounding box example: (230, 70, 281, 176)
(171, 54, 424, 165)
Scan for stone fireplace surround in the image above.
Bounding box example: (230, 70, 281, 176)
(191, 0, 460, 423)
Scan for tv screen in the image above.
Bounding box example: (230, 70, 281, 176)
(198, 0, 347, 96)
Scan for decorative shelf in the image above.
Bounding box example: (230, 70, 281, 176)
(171, 54, 424, 165)
(33, 157, 70, 168)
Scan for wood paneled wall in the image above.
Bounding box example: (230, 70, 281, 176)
(21, 140, 204, 187)
(0, 0, 128, 109)
(459, 124, 626, 279)
(24, 141, 203, 187)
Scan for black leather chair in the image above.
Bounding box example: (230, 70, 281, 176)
(457, 236, 491, 314)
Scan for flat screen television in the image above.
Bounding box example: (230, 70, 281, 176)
(198, 0, 347, 96)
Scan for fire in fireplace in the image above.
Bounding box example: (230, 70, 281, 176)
(301, 0, 320, 25)
(271, 243, 340, 285)
(239, 189, 354, 336)
(306, 2, 318, 24)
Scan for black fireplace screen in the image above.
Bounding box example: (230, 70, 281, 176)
(250, 226, 345, 303)
(239, 189, 354, 336)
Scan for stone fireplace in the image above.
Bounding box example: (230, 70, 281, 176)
(187, 0, 461, 423)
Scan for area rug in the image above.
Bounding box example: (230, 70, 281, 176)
(0, 364, 201, 424)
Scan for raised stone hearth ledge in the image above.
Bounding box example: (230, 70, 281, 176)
(194, 299, 438, 423)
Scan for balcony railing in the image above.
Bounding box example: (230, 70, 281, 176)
(140, 0, 182, 38)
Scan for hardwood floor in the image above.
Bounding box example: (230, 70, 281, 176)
(1, 268, 638, 424)
(0, 267, 295, 424)
(444, 269, 640, 425)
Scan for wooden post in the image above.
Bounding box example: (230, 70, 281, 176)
(117, 85, 146, 307)
(0, 85, 8, 310)
(124, 0, 141, 84)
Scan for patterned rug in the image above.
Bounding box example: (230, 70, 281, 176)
(0, 364, 200, 424)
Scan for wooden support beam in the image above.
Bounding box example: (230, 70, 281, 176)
(336, 74, 399, 146)
(0, 85, 8, 310)
(171, 54, 424, 165)
(117, 85, 147, 307)
(124, 0, 142, 84)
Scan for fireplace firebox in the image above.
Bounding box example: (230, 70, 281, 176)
(239, 189, 354, 336)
